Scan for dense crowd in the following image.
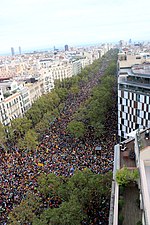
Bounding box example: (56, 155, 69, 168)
(0, 61, 118, 225)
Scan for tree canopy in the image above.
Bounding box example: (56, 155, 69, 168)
(9, 170, 112, 225)
(67, 120, 85, 138)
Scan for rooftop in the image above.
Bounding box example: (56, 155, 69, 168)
(132, 63, 150, 76)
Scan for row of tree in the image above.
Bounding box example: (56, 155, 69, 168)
(0, 49, 117, 150)
(8, 169, 112, 225)
(68, 60, 117, 137)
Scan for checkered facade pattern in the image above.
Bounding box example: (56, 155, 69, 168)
(118, 89, 150, 139)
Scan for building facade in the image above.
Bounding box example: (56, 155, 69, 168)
(118, 52, 150, 139)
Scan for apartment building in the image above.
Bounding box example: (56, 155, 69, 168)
(26, 79, 44, 105)
(51, 63, 73, 81)
(0, 79, 43, 125)
(1, 92, 22, 125)
(0, 89, 7, 125)
(40, 68, 54, 93)
(71, 60, 82, 76)
(118, 51, 150, 139)
(19, 86, 31, 114)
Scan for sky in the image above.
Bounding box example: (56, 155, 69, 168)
(0, 0, 150, 54)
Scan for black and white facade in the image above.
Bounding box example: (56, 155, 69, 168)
(118, 61, 150, 139)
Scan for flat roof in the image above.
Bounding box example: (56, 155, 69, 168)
(132, 67, 150, 75)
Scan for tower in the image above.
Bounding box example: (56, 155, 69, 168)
(64, 44, 69, 51)
(129, 38, 132, 44)
(19, 46, 21, 55)
(11, 47, 15, 56)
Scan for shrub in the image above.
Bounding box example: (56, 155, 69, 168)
(136, 221, 142, 225)
(116, 167, 131, 186)
(116, 167, 139, 186)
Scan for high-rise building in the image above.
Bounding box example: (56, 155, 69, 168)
(117, 51, 150, 139)
(129, 38, 132, 45)
(19, 46, 21, 55)
(64, 44, 69, 51)
(11, 47, 15, 56)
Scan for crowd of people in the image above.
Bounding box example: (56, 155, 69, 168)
(0, 60, 118, 225)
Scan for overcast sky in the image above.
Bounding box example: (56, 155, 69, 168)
(0, 0, 150, 54)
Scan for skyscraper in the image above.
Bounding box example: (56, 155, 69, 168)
(11, 47, 15, 56)
(129, 38, 132, 45)
(64, 44, 69, 51)
(19, 46, 21, 55)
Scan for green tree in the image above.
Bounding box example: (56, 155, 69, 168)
(26, 105, 42, 126)
(70, 84, 79, 97)
(38, 173, 63, 198)
(26, 90, 60, 127)
(67, 120, 85, 138)
(55, 87, 68, 101)
(104, 61, 117, 76)
(34, 196, 85, 225)
(84, 73, 116, 135)
(8, 117, 32, 142)
(58, 169, 112, 208)
(35, 119, 49, 134)
(58, 102, 65, 113)
(8, 193, 41, 225)
(19, 129, 38, 150)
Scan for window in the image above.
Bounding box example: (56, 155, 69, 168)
(135, 124, 139, 129)
(136, 94, 140, 102)
(121, 118, 124, 125)
(136, 109, 140, 117)
(120, 98, 122, 104)
(121, 131, 124, 137)
(121, 105, 124, 111)
(120, 124, 122, 130)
